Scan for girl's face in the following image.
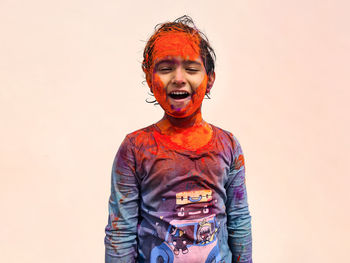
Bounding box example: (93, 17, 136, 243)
(148, 32, 213, 118)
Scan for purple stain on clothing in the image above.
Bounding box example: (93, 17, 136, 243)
(233, 185, 245, 201)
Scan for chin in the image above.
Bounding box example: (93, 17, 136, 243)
(168, 108, 198, 118)
(167, 111, 188, 118)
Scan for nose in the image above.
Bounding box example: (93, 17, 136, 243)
(172, 67, 185, 86)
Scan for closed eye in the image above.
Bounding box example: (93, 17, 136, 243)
(156, 65, 175, 74)
(156, 60, 175, 73)
(186, 67, 200, 73)
(159, 67, 173, 72)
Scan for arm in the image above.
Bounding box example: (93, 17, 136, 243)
(226, 136, 253, 263)
(105, 136, 139, 263)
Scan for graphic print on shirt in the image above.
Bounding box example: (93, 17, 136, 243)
(170, 227, 189, 255)
(150, 189, 221, 263)
(176, 189, 215, 217)
(197, 217, 218, 244)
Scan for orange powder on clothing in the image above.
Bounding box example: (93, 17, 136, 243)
(156, 119, 213, 151)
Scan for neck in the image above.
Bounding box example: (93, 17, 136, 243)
(157, 107, 205, 132)
(155, 107, 213, 150)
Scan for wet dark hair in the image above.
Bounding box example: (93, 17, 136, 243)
(142, 15, 216, 77)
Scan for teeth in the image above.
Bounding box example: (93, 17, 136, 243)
(170, 91, 189, 95)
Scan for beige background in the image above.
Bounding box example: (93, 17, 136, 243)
(1, 0, 349, 262)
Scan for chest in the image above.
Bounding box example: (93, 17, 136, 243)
(136, 147, 231, 194)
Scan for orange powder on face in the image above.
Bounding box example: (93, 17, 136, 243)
(148, 31, 207, 118)
(152, 70, 207, 118)
(151, 32, 201, 66)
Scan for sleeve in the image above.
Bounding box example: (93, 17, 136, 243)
(104, 136, 140, 263)
(225, 136, 253, 263)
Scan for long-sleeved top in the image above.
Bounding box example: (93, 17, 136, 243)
(105, 124, 252, 263)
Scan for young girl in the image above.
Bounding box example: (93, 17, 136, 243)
(105, 16, 253, 263)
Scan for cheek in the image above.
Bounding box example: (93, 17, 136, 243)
(191, 75, 208, 105)
(152, 74, 164, 93)
(152, 74, 169, 105)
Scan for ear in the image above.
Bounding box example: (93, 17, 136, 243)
(146, 73, 153, 93)
(206, 72, 216, 94)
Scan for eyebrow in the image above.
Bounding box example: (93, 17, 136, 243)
(182, 60, 202, 66)
(155, 59, 202, 66)
(156, 59, 174, 65)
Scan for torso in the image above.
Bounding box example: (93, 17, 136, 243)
(125, 124, 240, 263)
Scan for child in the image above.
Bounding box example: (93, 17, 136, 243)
(105, 16, 252, 263)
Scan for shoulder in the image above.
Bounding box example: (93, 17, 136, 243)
(123, 124, 157, 148)
(127, 124, 155, 137)
(210, 124, 245, 170)
(210, 124, 242, 151)
(114, 125, 156, 161)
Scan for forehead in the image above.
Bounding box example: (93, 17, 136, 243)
(155, 57, 203, 69)
(152, 31, 201, 64)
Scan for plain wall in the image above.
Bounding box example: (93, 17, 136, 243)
(1, 0, 349, 262)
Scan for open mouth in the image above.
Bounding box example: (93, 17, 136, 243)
(168, 91, 190, 100)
